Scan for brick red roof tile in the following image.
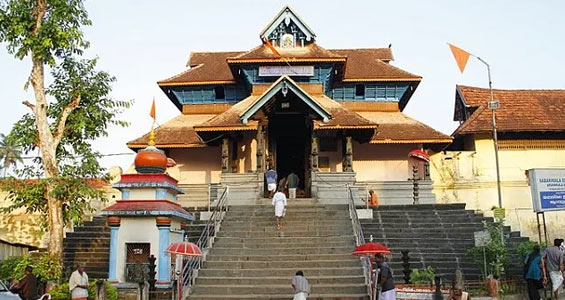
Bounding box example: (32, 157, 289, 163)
(454, 85, 565, 135)
(100, 200, 193, 221)
(358, 112, 452, 144)
(127, 114, 214, 149)
(157, 47, 419, 86)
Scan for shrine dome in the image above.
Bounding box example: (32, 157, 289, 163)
(134, 145, 167, 174)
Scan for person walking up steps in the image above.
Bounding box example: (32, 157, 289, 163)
(291, 270, 311, 300)
(287, 171, 299, 199)
(272, 187, 287, 230)
(265, 166, 277, 198)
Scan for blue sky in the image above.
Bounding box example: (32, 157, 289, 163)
(1, 0, 564, 170)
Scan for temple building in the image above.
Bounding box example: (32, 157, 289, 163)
(128, 6, 451, 206)
(432, 85, 565, 240)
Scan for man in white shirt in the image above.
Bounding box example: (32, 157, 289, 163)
(291, 270, 310, 300)
(69, 264, 89, 300)
(272, 188, 287, 230)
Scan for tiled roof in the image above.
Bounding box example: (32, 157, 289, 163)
(194, 80, 377, 131)
(332, 48, 420, 82)
(158, 51, 244, 86)
(127, 114, 214, 148)
(158, 47, 419, 87)
(454, 85, 565, 135)
(100, 200, 194, 221)
(358, 112, 452, 144)
(227, 43, 345, 62)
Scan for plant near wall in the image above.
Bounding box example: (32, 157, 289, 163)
(49, 281, 118, 300)
(516, 240, 546, 260)
(10, 254, 61, 281)
(466, 219, 509, 279)
(410, 266, 435, 284)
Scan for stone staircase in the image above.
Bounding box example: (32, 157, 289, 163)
(189, 202, 368, 299)
(63, 216, 110, 279)
(360, 204, 527, 283)
(220, 173, 262, 205)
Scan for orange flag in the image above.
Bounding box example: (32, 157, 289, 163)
(150, 98, 156, 121)
(448, 43, 471, 73)
(263, 37, 281, 58)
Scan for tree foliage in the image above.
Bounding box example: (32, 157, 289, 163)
(466, 220, 509, 279)
(0, 0, 130, 257)
(0, 133, 23, 176)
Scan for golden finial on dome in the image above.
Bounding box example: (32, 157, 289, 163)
(148, 125, 156, 146)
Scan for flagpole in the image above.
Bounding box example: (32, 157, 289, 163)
(473, 56, 503, 211)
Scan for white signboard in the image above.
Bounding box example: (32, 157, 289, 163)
(474, 230, 491, 247)
(258, 65, 314, 77)
(529, 168, 565, 212)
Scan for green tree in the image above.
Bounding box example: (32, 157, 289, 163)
(0, 133, 23, 177)
(0, 0, 130, 261)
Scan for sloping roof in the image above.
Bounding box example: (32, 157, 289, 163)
(194, 81, 377, 131)
(158, 51, 244, 86)
(158, 47, 417, 87)
(100, 200, 194, 221)
(259, 5, 316, 42)
(127, 114, 214, 149)
(227, 43, 345, 63)
(240, 76, 332, 124)
(358, 112, 452, 144)
(453, 85, 565, 135)
(194, 95, 260, 131)
(332, 49, 420, 82)
(311, 95, 377, 130)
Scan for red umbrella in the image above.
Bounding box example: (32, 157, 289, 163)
(167, 242, 202, 300)
(352, 242, 391, 256)
(166, 241, 202, 257)
(408, 149, 430, 162)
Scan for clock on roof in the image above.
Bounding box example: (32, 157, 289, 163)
(281, 33, 294, 48)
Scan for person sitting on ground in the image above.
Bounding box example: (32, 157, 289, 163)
(368, 190, 379, 207)
(272, 187, 287, 230)
(291, 270, 310, 300)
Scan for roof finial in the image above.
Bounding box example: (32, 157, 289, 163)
(148, 125, 156, 146)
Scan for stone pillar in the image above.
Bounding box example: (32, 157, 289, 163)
(311, 134, 318, 171)
(256, 126, 264, 172)
(221, 137, 229, 173)
(107, 217, 120, 282)
(343, 136, 353, 172)
(156, 217, 171, 283)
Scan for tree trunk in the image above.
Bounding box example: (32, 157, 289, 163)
(29, 53, 64, 261)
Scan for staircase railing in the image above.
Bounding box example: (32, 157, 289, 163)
(181, 186, 229, 295)
(346, 184, 372, 297)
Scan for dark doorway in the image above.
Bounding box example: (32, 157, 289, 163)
(268, 112, 310, 196)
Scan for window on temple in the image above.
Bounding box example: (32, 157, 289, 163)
(355, 84, 365, 98)
(215, 86, 225, 100)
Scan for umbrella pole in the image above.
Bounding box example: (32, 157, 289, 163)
(178, 259, 183, 300)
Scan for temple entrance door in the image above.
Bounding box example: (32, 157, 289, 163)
(268, 114, 310, 198)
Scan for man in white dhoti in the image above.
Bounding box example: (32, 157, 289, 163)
(272, 188, 287, 230)
(291, 271, 310, 300)
(375, 254, 396, 300)
(542, 239, 564, 300)
(69, 263, 89, 300)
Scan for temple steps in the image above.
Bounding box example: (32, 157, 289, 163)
(189, 204, 368, 299)
(359, 203, 527, 282)
(62, 216, 110, 279)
